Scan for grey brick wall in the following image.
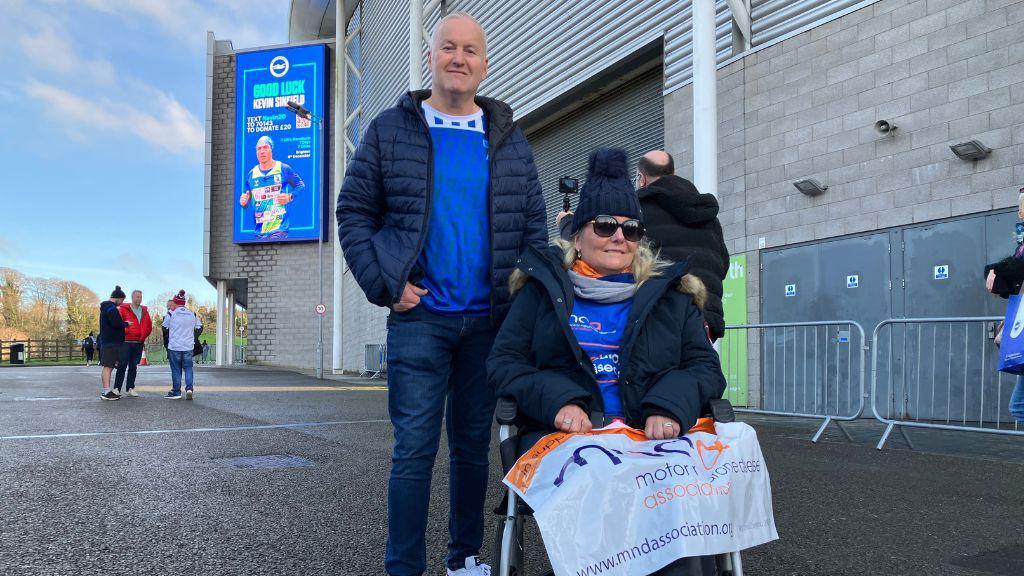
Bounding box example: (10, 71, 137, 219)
(208, 45, 341, 371)
(664, 0, 1024, 404)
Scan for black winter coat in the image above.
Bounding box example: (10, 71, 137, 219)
(336, 90, 548, 323)
(98, 300, 127, 347)
(985, 254, 1024, 298)
(487, 246, 726, 436)
(638, 175, 729, 338)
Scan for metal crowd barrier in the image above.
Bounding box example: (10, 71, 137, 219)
(721, 321, 867, 443)
(361, 343, 387, 378)
(871, 317, 1022, 450)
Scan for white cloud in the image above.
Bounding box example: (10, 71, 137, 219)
(81, 0, 288, 50)
(18, 24, 117, 85)
(26, 80, 203, 154)
(0, 236, 15, 256)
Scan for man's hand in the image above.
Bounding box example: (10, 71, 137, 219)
(278, 193, 293, 205)
(239, 191, 251, 207)
(557, 210, 573, 225)
(554, 404, 592, 434)
(986, 269, 996, 293)
(644, 414, 681, 440)
(392, 283, 428, 312)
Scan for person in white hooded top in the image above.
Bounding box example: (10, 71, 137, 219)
(162, 290, 202, 400)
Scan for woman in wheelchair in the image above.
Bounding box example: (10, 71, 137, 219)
(487, 149, 727, 576)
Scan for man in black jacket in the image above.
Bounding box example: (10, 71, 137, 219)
(337, 12, 546, 576)
(636, 151, 730, 342)
(98, 286, 129, 400)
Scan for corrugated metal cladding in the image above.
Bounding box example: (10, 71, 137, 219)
(751, 0, 868, 46)
(416, 0, 867, 115)
(346, 3, 363, 145)
(525, 67, 664, 239)
(360, 0, 411, 122)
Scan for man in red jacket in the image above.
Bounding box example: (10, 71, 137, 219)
(114, 289, 152, 397)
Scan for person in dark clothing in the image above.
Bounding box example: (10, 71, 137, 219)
(163, 299, 176, 351)
(98, 286, 129, 400)
(336, 13, 547, 576)
(635, 151, 729, 341)
(556, 151, 730, 341)
(81, 332, 96, 366)
(984, 190, 1024, 423)
(488, 148, 726, 576)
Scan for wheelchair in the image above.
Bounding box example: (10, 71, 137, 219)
(493, 397, 745, 576)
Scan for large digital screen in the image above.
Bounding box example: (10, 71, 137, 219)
(234, 44, 327, 244)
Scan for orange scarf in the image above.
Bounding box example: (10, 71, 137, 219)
(572, 259, 631, 278)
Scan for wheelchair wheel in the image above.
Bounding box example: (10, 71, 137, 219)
(492, 513, 525, 576)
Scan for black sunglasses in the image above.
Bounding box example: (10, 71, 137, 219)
(590, 215, 646, 242)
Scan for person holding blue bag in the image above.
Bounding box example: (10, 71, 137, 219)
(985, 188, 1024, 423)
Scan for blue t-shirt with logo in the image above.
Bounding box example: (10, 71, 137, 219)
(569, 274, 635, 418)
(417, 102, 491, 315)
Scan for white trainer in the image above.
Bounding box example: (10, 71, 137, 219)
(126, 389, 139, 397)
(447, 557, 491, 576)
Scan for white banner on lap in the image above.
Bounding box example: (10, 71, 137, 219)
(504, 420, 777, 576)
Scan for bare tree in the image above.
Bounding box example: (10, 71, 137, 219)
(58, 281, 99, 338)
(22, 277, 62, 338)
(0, 268, 24, 328)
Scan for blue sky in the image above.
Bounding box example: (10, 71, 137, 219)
(0, 0, 291, 305)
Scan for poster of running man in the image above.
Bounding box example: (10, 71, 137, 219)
(234, 44, 327, 244)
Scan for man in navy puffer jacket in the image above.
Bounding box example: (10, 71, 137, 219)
(336, 12, 547, 576)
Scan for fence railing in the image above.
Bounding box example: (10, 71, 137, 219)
(1, 339, 93, 363)
(361, 344, 386, 378)
(870, 317, 1022, 450)
(722, 321, 867, 442)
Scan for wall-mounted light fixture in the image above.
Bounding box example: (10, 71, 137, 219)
(793, 178, 828, 196)
(950, 140, 992, 161)
(874, 120, 897, 135)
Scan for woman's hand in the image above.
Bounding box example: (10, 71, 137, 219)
(554, 404, 592, 433)
(986, 269, 996, 293)
(645, 415, 681, 440)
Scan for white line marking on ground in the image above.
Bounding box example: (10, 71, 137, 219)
(0, 419, 391, 441)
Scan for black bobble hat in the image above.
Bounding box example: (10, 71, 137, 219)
(570, 148, 642, 236)
(110, 285, 126, 299)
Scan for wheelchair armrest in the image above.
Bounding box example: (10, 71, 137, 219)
(707, 398, 735, 423)
(496, 396, 518, 425)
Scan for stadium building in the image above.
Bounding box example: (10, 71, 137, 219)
(204, 0, 1024, 409)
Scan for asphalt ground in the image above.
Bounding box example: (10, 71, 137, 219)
(1, 365, 1022, 576)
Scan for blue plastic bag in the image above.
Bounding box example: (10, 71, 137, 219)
(998, 295, 1024, 374)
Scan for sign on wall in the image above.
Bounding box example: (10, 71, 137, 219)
(234, 44, 327, 244)
(721, 255, 748, 407)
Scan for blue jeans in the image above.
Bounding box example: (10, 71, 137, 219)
(1012, 377, 1024, 423)
(168, 350, 194, 394)
(384, 306, 498, 576)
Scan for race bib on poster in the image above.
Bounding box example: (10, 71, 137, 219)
(252, 183, 286, 231)
(504, 421, 777, 576)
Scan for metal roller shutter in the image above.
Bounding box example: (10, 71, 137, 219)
(525, 67, 664, 240)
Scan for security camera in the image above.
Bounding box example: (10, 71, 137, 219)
(875, 120, 897, 135)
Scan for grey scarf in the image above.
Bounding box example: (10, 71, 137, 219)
(568, 271, 637, 304)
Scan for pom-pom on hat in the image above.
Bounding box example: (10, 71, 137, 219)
(110, 285, 126, 299)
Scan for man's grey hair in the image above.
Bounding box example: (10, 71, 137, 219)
(430, 11, 487, 54)
(131, 290, 143, 297)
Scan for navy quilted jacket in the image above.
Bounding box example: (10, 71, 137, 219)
(337, 90, 548, 323)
